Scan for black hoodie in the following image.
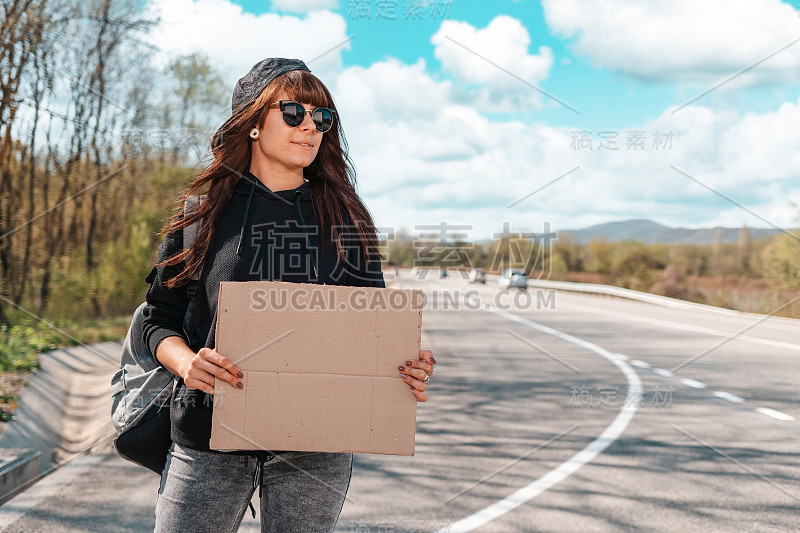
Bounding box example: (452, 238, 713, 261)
(141, 170, 385, 451)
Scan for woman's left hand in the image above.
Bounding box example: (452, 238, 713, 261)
(398, 349, 436, 402)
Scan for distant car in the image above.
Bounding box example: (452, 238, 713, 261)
(468, 268, 486, 284)
(498, 268, 527, 289)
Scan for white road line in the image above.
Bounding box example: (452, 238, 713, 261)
(680, 378, 706, 389)
(713, 391, 745, 403)
(435, 306, 641, 533)
(755, 407, 795, 422)
(558, 302, 800, 352)
(653, 368, 673, 377)
(683, 313, 800, 334)
(631, 360, 651, 368)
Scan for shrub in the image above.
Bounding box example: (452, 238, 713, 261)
(761, 233, 800, 289)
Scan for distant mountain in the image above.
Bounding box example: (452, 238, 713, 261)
(559, 219, 782, 245)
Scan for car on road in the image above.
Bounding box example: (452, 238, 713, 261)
(468, 268, 486, 284)
(498, 268, 527, 289)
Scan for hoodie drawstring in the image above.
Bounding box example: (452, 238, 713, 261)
(294, 190, 317, 278)
(236, 181, 255, 257)
(234, 179, 317, 279)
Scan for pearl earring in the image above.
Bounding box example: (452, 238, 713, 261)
(250, 128, 259, 139)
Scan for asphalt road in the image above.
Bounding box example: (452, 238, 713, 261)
(2, 271, 799, 532)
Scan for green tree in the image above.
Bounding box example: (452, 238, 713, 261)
(551, 234, 582, 272)
(610, 241, 666, 291)
(761, 233, 800, 289)
(584, 238, 613, 274)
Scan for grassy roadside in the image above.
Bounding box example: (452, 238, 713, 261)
(0, 315, 131, 436)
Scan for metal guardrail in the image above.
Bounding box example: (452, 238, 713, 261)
(388, 269, 746, 316)
(525, 279, 742, 316)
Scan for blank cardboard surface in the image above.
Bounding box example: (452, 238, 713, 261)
(210, 280, 423, 456)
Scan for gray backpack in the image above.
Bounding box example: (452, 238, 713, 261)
(110, 195, 206, 474)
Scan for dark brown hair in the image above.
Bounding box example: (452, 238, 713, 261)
(156, 69, 381, 288)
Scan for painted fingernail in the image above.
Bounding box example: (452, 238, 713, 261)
(430, 356, 436, 364)
(398, 365, 405, 371)
(236, 381, 243, 389)
(405, 360, 413, 366)
(237, 371, 244, 378)
(401, 373, 408, 379)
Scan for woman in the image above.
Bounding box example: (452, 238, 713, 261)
(142, 58, 436, 532)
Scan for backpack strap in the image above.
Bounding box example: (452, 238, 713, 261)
(183, 194, 207, 282)
(182, 195, 207, 350)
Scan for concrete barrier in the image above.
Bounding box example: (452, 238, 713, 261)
(0, 342, 120, 479)
(0, 448, 41, 505)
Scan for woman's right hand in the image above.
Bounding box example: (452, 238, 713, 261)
(180, 347, 244, 395)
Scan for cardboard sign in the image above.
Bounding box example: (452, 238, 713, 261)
(209, 280, 424, 456)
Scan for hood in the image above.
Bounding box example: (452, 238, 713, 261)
(232, 170, 317, 279)
(233, 170, 313, 203)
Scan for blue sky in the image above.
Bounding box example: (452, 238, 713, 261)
(247, 0, 800, 129)
(145, 0, 800, 238)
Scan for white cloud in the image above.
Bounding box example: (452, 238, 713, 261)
(271, 0, 337, 13)
(144, 0, 349, 106)
(542, 0, 800, 87)
(330, 57, 570, 239)
(431, 15, 554, 110)
(330, 56, 800, 238)
(138, 0, 800, 238)
(546, 99, 800, 231)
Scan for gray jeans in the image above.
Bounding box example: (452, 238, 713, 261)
(154, 442, 353, 533)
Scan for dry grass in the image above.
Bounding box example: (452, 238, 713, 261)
(556, 272, 800, 319)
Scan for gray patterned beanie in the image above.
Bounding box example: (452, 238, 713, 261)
(231, 57, 311, 114)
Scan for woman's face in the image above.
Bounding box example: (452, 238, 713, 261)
(253, 91, 324, 171)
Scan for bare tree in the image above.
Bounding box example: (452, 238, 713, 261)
(0, 0, 158, 320)
(0, 0, 55, 324)
(738, 224, 751, 274)
(37, 0, 156, 314)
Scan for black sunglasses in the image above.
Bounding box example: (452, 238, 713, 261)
(269, 100, 336, 133)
